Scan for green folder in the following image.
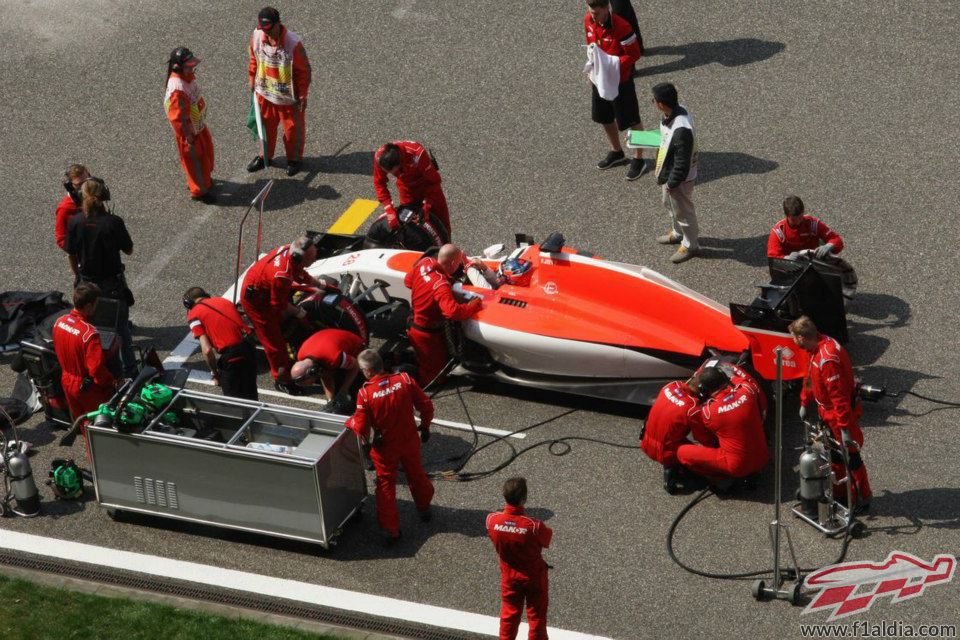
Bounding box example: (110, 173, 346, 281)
(626, 130, 661, 149)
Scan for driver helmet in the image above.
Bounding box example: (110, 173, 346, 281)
(498, 258, 533, 286)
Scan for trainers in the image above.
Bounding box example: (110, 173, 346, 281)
(247, 156, 266, 172)
(625, 159, 649, 181)
(670, 246, 697, 264)
(597, 150, 627, 170)
(274, 381, 305, 396)
(656, 232, 682, 245)
(286, 160, 302, 176)
(383, 531, 402, 548)
(418, 507, 432, 523)
(192, 191, 217, 205)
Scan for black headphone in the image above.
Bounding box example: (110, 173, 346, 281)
(182, 289, 210, 311)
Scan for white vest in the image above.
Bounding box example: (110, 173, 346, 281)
(655, 108, 698, 182)
(164, 75, 206, 132)
(251, 29, 302, 106)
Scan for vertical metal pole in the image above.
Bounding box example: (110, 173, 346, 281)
(772, 346, 784, 587)
(232, 180, 274, 306)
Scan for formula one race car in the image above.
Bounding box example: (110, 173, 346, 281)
(283, 232, 819, 405)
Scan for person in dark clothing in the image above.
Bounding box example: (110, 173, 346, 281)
(67, 178, 137, 375)
(611, 0, 644, 55)
(652, 82, 699, 264)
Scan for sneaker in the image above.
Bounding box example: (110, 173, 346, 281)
(418, 507, 433, 523)
(192, 191, 217, 205)
(286, 160, 302, 176)
(663, 466, 681, 495)
(625, 158, 649, 181)
(670, 246, 697, 264)
(597, 150, 627, 170)
(274, 381, 305, 396)
(656, 232, 682, 245)
(247, 156, 266, 172)
(383, 532, 402, 548)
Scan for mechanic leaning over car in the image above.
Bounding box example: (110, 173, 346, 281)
(404, 243, 483, 388)
(241, 235, 333, 394)
(641, 373, 706, 494)
(346, 349, 435, 547)
(183, 287, 258, 401)
(676, 366, 769, 487)
(789, 315, 872, 512)
(53, 283, 117, 421)
(767, 195, 845, 261)
(289, 327, 364, 413)
(373, 141, 451, 237)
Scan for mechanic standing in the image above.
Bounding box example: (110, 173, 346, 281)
(240, 236, 330, 394)
(676, 367, 769, 485)
(53, 283, 117, 420)
(346, 349, 435, 546)
(486, 477, 553, 640)
(652, 82, 699, 264)
(290, 327, 364, 412)
(247, 6, 311, 177)
(767, 195, 845, 260)
(165, 47, 216, 204)
(789, 316, 872, 511)
(55, 164, 89, 252)
(403, 243, 482, 387)
(183, 287, 257, 401)
(640, 375, 705, 493)
(373, 141, 452, 237)
(66, 178, 137, 376)
(585, 0, 647, 181)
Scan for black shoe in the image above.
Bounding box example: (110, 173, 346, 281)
(663, 466, 681, 495)
(192, 191, 217, 204)
(418, 507, 432, 523)
(597, 150, 627, 170)
(274, 381, 305, 396)
(383, 532, 402, 548)
(626, 158, 649, 181)
(247, 156, 266, 172)
(286, 160, 302, 176)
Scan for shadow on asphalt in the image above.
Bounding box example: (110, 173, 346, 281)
(635, 38, 786, 78)
(695, 234, 768, 267)
(863, 488, 960, 535)
(211, 176, 341, 210)
(308, 149, 374, 176)
(696, 151, 779, 186)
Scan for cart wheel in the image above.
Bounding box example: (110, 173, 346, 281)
(850, 521, 866, 538)
(752, 579, 766, 601)
(106, 508, 121, 521)
(789, 582, 802, 605)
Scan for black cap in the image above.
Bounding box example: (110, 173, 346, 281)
(169, 47, 199, 69)
(258, 6, 280, 28)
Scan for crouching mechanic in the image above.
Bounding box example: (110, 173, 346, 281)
(183, 287, 257, 401)
(486, 477, 552, 640)
(241, 235, 333, 393)
(789, 315, 872, 511)
(53, 283, 117, 419)
(289, 327, 363, 413)
(676, 366, 769, 485)
(346, 349, 435, 546)
(403, 243, 483, 387)
(640, 375, 705, 494)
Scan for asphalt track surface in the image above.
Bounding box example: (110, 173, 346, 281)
(2, 2, 959, 638)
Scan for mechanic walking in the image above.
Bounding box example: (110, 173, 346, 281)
(290, 327, 364, 412)
(767, 195, 845, 260)
(789, 316, 872, 511)
(183, 287, 258, 401)
(66, 178, 137, 375)
(373, 141, 452, 237)
(165, 47, 216, 203)
(652, 82, 699, 264)
(404, 244, 483, 387)
(585, 0, 647, 181)
(53, 283, 117, 420)
(346, 349, 435, 546)
(486, 477, 553, 640)
(247, 6, 311, 176)
(240, 236, 331, 393)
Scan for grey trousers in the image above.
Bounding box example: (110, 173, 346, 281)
(662, 181, 699, 250)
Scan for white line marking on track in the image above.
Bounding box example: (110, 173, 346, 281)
(4, 531, 607, 639)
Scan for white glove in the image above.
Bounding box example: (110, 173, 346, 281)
(815, 243, 835, 259)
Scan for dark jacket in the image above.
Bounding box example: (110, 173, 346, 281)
(656, 106, 695, 188)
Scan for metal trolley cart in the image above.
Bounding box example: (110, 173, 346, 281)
(87, 388, 366, 548)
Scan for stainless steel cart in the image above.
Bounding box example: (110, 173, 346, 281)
(87, 388, 366, 548)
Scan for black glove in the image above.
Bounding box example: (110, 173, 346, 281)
(419, 428, 430, 443)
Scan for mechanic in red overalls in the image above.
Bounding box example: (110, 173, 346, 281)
(403, 243, 482, 387)
(346, 349, 434, 546)
(240, 236, 330, 393)
(767, 195, 844, 260)
(290, 327, 364, 411)
(184, 287, 258, 401)
(486, 477, 553, 640)
(52, 283, 117, 420)
(789, 316, 872, 510)
(373, 141, 451, 236)
(676, 367, 769, 482)
(640, 377, 705, 493)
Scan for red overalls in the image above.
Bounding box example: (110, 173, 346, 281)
(641, 380, 703, 466)
(346, 371, 434, 536)
(486, 505, 553, 640)
(52, 309, 115, 419)
(373, 140, 451, 235)
(165, 71, 214, 198)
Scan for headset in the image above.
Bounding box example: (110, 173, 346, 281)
(289, 234, 316, 264)
(182, 288, 210, 311)
(695, 366, 730, 401)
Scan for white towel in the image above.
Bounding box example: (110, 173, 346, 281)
(583, 43, 621, 101)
